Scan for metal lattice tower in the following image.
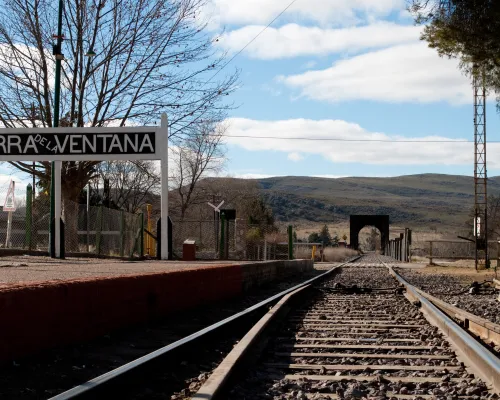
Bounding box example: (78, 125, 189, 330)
(473, 67, 488, 270)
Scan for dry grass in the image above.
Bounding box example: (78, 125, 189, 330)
(322, 247, 358, 262)
(294, 245, 316, 260)
(295, 246, 358, 262)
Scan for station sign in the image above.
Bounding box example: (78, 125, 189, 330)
(0, 127, 162, 161)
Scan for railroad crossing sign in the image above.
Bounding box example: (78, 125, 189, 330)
(207, 200, 224, 213)
(3, 180, 16, 212)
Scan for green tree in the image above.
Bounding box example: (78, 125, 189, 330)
(319, 224, 332, 246)
(408, 0, 500, 103)
(332, 234, 339, 247)
(308, 232, 320, 243)
(365, 228, 380, 251)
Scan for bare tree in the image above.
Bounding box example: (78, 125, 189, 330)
(0, 0, 238, 203)
(171, 121, 226, 219)
(92, 160, 160, 213)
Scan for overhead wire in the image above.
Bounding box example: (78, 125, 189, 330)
(171, 0, 301, 132)
(189, 133, 500, 143)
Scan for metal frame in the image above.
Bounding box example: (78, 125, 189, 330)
(473, 67, 488, 270)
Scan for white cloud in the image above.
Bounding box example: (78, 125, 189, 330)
(288, 152, 303, 162)
(205, 0, 404, 27)
(217, 22, 421, 59)
(303, 61, 317, 69)
(233, 173, 277, 179)
(225, 117, 494, 167)
(278, 42, 472, 104)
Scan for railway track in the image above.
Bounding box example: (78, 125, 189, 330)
(194, 255, 500, 399)
(48, 255, 500, 400)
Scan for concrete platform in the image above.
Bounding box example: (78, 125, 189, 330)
(0, 257, 313, 364)
(0, 255, 245, 289)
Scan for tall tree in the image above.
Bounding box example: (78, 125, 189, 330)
(171, 121, 226, 219)
(92, 160, 161, 213)
(0, 0, 238, 202)
(408, 0, 500, 102)
(319, 224, 332, 246)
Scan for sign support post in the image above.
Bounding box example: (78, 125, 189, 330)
(54, 161, 62, 258)
(3, 180, 16, 248)
(5, 211, 12, 248)
(160, 113, 169, 260)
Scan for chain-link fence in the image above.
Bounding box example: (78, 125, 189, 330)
(0, 181, 143, 257)
(0, 182, 51, 251)
(170, 220, 291, 260)
(64, 200, 143, 257)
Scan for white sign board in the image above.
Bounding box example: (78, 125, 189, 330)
(0, 127, 163, 161)
(3, 180, 16, 212)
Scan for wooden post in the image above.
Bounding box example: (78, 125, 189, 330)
(429, 241, 433, 265)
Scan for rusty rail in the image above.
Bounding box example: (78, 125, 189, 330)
(388, 264, 500, 393)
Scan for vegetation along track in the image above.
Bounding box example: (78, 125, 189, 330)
(194, 255, 500, 399)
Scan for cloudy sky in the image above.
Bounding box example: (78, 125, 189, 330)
(1, 0, 498, 189)
(206, 0, 500, 179)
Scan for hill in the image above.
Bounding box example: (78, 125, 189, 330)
(251, 174, 500, 229)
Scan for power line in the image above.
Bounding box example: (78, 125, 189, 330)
(207, 0, 300, 84)
(171, 0, 300, 134)
(200, 134, 499, 143)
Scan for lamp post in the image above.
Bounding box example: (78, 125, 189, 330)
(49, 0, 96, 258)
(49, 0, 63, 258)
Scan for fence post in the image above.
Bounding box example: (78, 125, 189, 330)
(119, 210, 125, 257)
(139, 212, 144, 258)
(25, 184, 33, 250)
(288, 225, 294, 260)
(429, 241, 433, 265)
(96, 205, 103, 255)
(219, 212, 226, 260)
(263, 240, 267, 261)
(399, 233, 404, 261)
(497, 241, 499, 272)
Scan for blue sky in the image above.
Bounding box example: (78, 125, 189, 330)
(205, 0, 500, 179)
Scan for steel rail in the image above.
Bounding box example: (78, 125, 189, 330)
(409, 280, 500, 346)
(49, 256, 361, 400)
(385, 261, 500, 393)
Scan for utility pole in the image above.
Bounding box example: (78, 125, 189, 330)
(473, 64, 488, 270)
(438, 1, 489, 270)
(49, 0, 64, 258)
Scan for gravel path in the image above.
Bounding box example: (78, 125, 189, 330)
(225, 261, 496, 400)
(396, 268, 500, 324)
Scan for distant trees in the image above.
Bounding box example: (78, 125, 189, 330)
(364, 228, 380, 251)
(171, 121, 227, 219)
(308, 225, 340, 246)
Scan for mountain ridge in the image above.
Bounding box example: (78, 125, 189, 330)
(243, 173, 500, 228)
